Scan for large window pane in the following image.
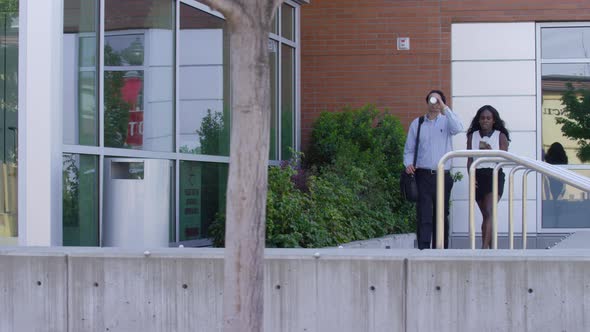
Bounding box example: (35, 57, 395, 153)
(105, 0, 174, 152)
(541, 63, 590, 165)
(269, 40, 278, 160)
(63, 0, 98, 146)
(63, 154, 99, 246)
(281, 44, 295, 160)
(0, 1, 18, 244)
(281, 3, 295, 41)
(104, 70, 144, 147)
(542, 170, 590, 228)
(542, 27, 590, 59)
(179, 161, 227, 241)
(178, 4, 229, 156)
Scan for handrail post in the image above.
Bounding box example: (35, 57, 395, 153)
(436, 162, 446, 249)
(509, 166, 527, 249)
(492, 162, 516, 249)
(522, 169, 534, 250)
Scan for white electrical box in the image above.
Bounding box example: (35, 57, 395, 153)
(397, 37, 410, 50)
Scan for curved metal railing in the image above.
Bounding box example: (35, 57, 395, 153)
(435, 150, 590, 249)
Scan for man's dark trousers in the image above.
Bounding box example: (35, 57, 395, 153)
(415, 169, 453, 249)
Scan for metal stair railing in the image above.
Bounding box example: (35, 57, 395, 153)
(435, 150, 590, 249)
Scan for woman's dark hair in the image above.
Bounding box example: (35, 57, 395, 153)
(466, 105, 510, 141)
(545, 142, 568, 165)
(425, 90, 446, 104)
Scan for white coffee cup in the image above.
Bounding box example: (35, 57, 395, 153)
(429, 96, 437, 105)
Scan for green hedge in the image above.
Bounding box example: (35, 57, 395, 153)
(210, 105, 415, 247)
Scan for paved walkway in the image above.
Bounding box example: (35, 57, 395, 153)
(550, 230, 590, 249)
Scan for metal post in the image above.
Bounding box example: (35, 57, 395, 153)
(492, 162, 516, 249)
(508, 166, 526, 249)
(522, 169, 534, 250)
(436, 162, 445, 249)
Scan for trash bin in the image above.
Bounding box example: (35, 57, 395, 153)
(103, 158, 172, 248)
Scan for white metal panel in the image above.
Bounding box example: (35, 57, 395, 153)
(19, 0, 64, 246)
(452, 61, 536, 96)
(452, 96, 536, 132)
(147, 29, 174, 66)
(452, 23, 535, 61)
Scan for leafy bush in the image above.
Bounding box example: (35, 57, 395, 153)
(210, 105, 415, 248)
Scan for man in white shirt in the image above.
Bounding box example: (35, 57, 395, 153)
(403, 90, 463, 249)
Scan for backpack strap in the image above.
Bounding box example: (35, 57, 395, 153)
(412, 116, 424, 166)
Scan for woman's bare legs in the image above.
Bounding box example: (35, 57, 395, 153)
(477, 193, 496, 249)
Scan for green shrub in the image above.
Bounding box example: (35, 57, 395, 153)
(210, 105, 415, 248)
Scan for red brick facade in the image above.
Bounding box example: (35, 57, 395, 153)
(300, 0, 590, 149)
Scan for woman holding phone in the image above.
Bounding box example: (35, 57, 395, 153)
(466, 105, 510, 249)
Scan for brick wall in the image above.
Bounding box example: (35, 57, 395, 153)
(300, 0, 590, 149)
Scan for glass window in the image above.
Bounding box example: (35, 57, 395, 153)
(541, 65, 590, 165)
(269, 40, 279, 160)
(105, 0, 175, 152)
(281, 3, 295, 41)
(281, 44, 295, 160)
(540, 26, 590, 229)
(179, 161, 228, 241)
(63, 0, 99, 146)
(542, 27, 590, 59)
(178, 3, 229, 156)
(542, 170, 590, 228)
(271, 12, 278, 35)
(63, 154, 99, 246)
(0, 0, 18, 244)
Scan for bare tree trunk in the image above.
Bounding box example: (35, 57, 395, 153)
(197, 1, 281, 331)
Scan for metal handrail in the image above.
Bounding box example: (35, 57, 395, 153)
(435, 150, 590, 249)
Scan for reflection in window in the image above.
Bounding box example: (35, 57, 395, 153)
(269, 40, 278, 159)
(178, 4, 229, 156)
(0, 0, 18, 244)
(542, 171, 590, 228)
(281, 44, 295, 160)
(540, 26, 590, 229)
(63, 154, 99, 246)
(542, 27, 590, 59)
(281, 3, 295, 41)
(179, 161, 227, 241)
(63, 0, 98, 146)
(105, 0, 174, 152)
(541, 64, 590, 165)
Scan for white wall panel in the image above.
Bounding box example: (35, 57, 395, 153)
(450, 199, 537, 234)
(452, 96, 536, 132)
(147, 29, 174, 66)
(452, 61, 536, 96)
(452, 23, 535, 61)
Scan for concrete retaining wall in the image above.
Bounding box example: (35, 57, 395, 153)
(0, 248, 589, 331)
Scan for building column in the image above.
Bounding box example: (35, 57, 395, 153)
(18, 0, 63, 246)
